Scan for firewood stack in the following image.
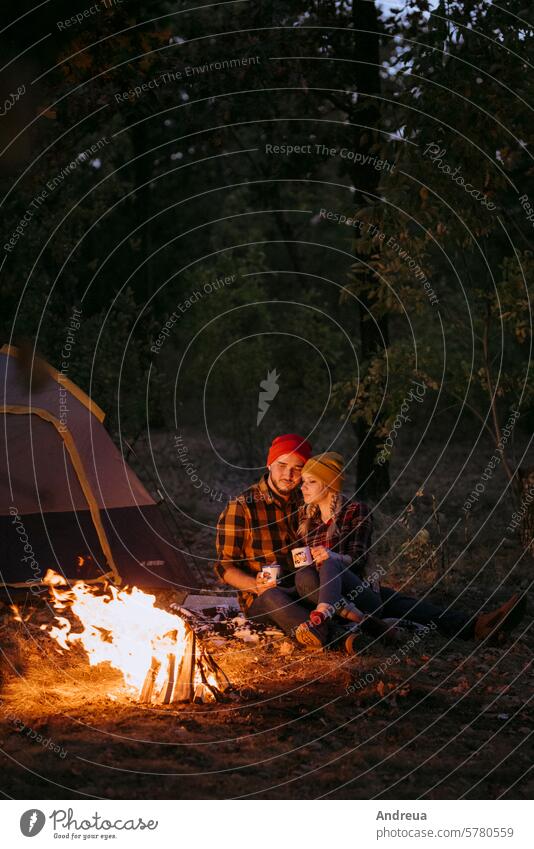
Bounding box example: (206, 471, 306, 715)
(139, 623, 230, 704)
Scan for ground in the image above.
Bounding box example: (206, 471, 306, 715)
(0, 425, 532, 799)
(0, 590, 532, 800)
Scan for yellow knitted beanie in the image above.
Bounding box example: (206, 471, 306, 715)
(301, 451, 345, 492)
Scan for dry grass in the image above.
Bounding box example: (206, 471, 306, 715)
(0, 587, 532, 800)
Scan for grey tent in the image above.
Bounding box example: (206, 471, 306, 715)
(0, 344, 196, 592)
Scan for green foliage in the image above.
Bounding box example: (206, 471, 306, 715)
(338, 0, 534, 470)
(1, 0, 364, 448)
(2, 0, 531, 483)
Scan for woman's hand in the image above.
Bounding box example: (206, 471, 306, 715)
(310, 545, 331, 565)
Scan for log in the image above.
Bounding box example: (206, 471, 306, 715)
(139, 656, 161, 703)
(158, 653, 177, 704)
(171, 626, 196, 702)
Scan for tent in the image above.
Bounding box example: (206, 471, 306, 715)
(0, 344, 196, 593)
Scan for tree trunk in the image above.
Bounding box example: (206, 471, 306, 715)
(351, 0, 390, 499)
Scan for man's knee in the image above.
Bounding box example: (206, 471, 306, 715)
(253, 586, 287, 612)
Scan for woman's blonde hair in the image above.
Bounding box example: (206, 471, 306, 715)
(297, 489, 344, 544)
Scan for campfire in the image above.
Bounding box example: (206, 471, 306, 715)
(41, 571, 230, 704)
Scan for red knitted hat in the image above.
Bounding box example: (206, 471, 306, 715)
(267, 433, 312, 466)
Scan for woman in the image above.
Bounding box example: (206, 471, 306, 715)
(294, 452, 528, 649)
(293, 451, 398, 647)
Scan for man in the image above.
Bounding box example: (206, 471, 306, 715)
(214, 433, 334, 647)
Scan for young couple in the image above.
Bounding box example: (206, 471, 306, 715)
(214, 433, 526, 654)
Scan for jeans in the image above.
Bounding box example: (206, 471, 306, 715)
(247, 586, 311, 636)
(295, 560, 474, 639)
(295, 558, 376, 612)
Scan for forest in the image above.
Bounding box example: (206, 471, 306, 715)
(0, 0, 532, 802)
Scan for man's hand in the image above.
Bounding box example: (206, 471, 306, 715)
(255, 573, 275, 595)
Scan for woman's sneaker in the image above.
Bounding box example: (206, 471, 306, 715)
(295, 620, 328, 649)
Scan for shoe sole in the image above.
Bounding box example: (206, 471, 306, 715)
(295, 623, 324, 649)
(344, 635, 359, 655)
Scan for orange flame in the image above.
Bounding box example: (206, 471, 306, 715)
(42, 570, 190, 696)
(10, 604, 22, 622)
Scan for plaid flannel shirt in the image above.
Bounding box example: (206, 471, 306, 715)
(214, 473, 302, 611)
(298, 497, 372, 575)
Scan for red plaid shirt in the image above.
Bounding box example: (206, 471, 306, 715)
(214, 473, 302, 610)
(297, 498, 372, 575)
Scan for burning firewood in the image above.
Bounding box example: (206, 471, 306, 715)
(41, 570, 230, 704)
(139, 656, 161, 703)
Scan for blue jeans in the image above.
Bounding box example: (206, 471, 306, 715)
(295, 561, 473, 639)
(247, 586, 311, 636)
(294, 558, 374, 611)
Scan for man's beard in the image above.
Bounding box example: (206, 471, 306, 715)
(269, 475, 297, 497)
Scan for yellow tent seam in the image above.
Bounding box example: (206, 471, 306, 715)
(1, 404, 121, 585)
(1, 344, 106, 423)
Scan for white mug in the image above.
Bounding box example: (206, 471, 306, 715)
(292, 546, 314, 568)
(257, 564, 282, 587)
